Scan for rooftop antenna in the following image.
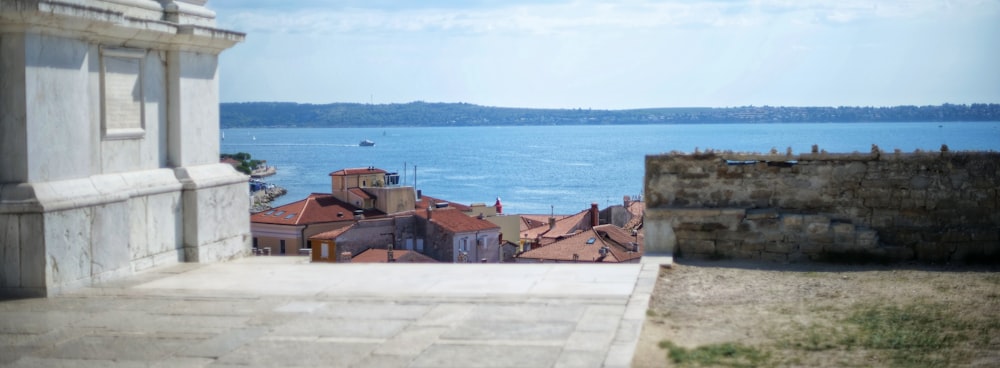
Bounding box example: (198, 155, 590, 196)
(551, 205, 554, 217)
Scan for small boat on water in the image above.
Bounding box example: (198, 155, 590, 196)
(359, 139, 375, 147)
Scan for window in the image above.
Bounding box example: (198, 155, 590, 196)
(280, 240, 286, 254)
(460, 238, 468, 252)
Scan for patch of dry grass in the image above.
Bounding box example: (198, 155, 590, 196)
(633, 261, 1000, 367)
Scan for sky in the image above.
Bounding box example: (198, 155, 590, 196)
(209, 0, 1000, 110)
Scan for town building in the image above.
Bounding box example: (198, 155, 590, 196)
(516, 224, 644, 263)
(417, 207, 503, 263)
(308, 216, 421, 262)
(254, 166, 487, 261)
(1, 0, 247, 297)
(330, 167, 413, 214)
(251, 193, 383, 255)
(307, 203, 512, 263)
(520, 203, 602, 251)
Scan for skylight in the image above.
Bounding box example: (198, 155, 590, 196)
(586, 237, 596, 244)
(284, 214, 295, 219)
(264, 210, 275, 215)
(275, 211, 285, 216)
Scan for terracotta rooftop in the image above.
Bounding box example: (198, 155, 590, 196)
(519, 216, 549, 234)
(518, 224, 643, 263)
(521, 214, 569, 224)
(541, 209, 592, 240)
(416, 207, 500, 234)
(309, 224, 355, 241)
(350, 249, 439, 263)
(329, 167, 387, 176)
(250, 193, 383, 225)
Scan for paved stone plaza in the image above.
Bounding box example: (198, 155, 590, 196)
(0, 257, 667, 367)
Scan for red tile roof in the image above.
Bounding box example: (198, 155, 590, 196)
(519, 216, 550, 234)
(541, 209, 591, 240)
(416, 208, 500, 234)
(250, 193, 383, 225)
(518, 224, 643, 263)
(350, 249, 439, 263)
(521, 214, 569, 224)
(329, 167, 387, 176)
(309, 224, 355, 241)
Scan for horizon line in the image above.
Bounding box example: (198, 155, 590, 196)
(219, 101, 1000, 111)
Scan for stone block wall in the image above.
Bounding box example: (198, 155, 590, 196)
(645, 150, 999, 263)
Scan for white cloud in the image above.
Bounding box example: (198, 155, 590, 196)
(214, 0, 995, 36)
(214, 0, 1000, 108)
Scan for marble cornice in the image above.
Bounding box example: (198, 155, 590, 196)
(0, 0, 244, 53)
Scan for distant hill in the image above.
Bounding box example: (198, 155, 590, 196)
(219, 102, 1000, 128)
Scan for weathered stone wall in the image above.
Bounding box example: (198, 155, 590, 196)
(322, 217, 420, 259)
(645, 150, 1000, 263)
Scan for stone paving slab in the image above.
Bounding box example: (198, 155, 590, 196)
(0, 256, 671, 367)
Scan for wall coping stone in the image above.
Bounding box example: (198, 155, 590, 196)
(0, 169, 183, 213)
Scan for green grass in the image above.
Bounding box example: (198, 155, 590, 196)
(660, 301, 990, 367)
(658, 340, 771, 367)
(848, 304, 961, 350)
(843, 303, 971, 367)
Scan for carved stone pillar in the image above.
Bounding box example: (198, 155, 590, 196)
(0, 0, 246, 297)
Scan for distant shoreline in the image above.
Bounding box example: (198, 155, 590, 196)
(221, 102, 1000, 129)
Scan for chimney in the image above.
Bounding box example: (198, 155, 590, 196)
(590, 202, 599, 227)
(548, 204, 556, 230)
(623, 195, 631, 208)
(426, 207, 432, 221)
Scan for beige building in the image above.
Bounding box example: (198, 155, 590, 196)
(330, 167, 414, 214)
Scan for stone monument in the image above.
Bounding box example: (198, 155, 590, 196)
(1, 0, 248, 297)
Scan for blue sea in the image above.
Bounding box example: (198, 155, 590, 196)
(222, 122, 1000, 214)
